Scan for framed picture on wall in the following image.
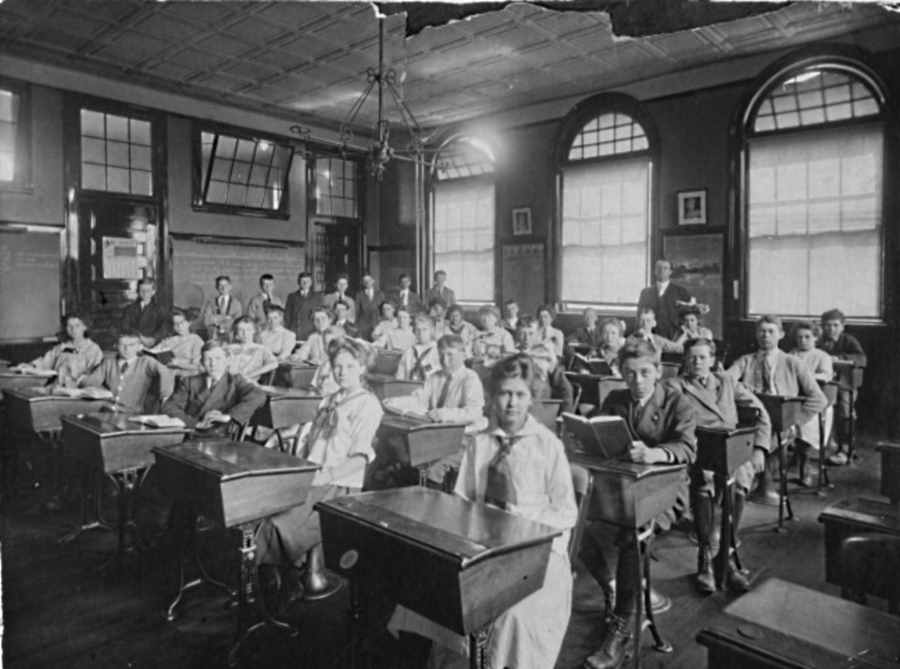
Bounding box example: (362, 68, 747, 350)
(677, 189, 707, 225)
(512, 207, 532, 236)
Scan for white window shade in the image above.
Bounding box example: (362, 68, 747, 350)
(747, 124, 883, 318)
(561, 156, 650, 306)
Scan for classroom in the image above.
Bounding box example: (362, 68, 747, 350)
(1, 2, 899, 668)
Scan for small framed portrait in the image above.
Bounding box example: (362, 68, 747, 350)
(677, 189, 707, 226)
(512, 207, 532, 236)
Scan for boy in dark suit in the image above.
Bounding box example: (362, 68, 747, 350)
(392, 273, 423, 313)
(636, 259, 692, 340)
(284, 271, 322, 339)
(424, 269, 456, 307)
(818, 308, 867, 465)
(162, 341, 266, 434)
(581, 339, 696, 669)
(354, 273, 384, 340)
(121, 278, 168, 347)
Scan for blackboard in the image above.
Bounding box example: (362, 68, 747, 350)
(662, 232, 724, 338)
(0, 227, 61, 341)
(172, 237, 306, 313)
(501, 243, 546, 314)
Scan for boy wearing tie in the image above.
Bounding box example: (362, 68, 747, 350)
(396, 315, 441, 381)
(568, 307, 604, 354)
(121, 278, 168, 347)
(322, 274, 356, 322)
(354, 273, 384, 340)
(245, 273, 283, 328)
(284, 271, 322, 339)
(393, 273, 422, 313)
(291, 307, 334, 366)
(201, 275, 243, 341)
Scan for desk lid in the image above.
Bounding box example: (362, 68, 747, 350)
(317, 488, 560, 568)
(5, 386, 109, 401)
(61, 412, 191, 437)
(379, 413, 467, 432)
(819, 497, 900, 530)
(567, 454, 685, 479)
(258, 385, 323, 400)
(279, 361, 317, 369)
(153, 439, 318, 480)
(696, 425, 757, 437)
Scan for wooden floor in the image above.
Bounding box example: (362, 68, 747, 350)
(1, 434, 888, 669)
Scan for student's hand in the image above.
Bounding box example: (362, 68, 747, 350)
(629, 442, 668, 464)
(751, 448, 766, 473)
(204, 410, 231, 424)
(427, 408, 451, 422)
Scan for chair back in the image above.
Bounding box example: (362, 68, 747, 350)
(839, 533, 900, 615)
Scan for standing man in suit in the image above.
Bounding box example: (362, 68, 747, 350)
(322, 274, 356, 322)
(425, 269, 456, 308)
(162, 341, 266, 434)
(82, 330, 175, 413)
(581, 340, 696, 669)
(354, 273, 384, 340)
(637, 259, 693, 340)
(245, 273, 283, 329)
(284, 271, 321, 340)
(393, 273, 423, 313)
(201, 275, 243, 342)
(121, 278, 168, 347)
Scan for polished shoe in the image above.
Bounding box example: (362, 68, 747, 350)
(583, 614, 633, 669)
(725, 558, 752, 594)
(648, 586, 671, 614)
(827, 451, 849, 466)
(797, 473, 815, 488)
(695, 547, 716, 595)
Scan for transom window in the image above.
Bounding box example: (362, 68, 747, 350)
(561, 108, 652, 310)
(198, 129, 292, 213)
(0, 88, 20, 182)
(314, 157, 358, 218)
(744, 61, 885, 320)
(432, 137, 495, 303)
(80, 108, 153, 196)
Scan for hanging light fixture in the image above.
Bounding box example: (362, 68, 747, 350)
(336, 15, 424, 180)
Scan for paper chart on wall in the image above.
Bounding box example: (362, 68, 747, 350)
(102, 236, 144, 280)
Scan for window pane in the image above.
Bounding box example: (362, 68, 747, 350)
(561, 157, 649, 305)
(568, 112, 647, 161)
(130, 119, 151, 145)
(80, 108, 153, 195)
(106, 114, 129, 142)
(747, 126, 882, 318)
(314, 157, 357, 217)
(106, 166, 130, 193)
(81, 163, 106, 190)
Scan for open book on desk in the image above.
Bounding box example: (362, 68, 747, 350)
(128, 415, 187, 429)
(52, 386, 115, 400)
(562, 412, 633, 459)
(142, 349, 175, 365)
(570, 353, 613, 376)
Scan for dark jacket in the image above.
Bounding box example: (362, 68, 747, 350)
(162, 372, 266, 430)
(284, 290, 323, 339)
(122, 298, 169, 342)
(636, 282, 692, 340)
(354, 289, 385, 340)
(817, 332, 867, 368)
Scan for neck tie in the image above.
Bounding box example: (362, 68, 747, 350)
(435, 375, 451, 409)
(485, 436, 518, 509)
(762, 357, 777, 394)
(263, 295, 271, 313)
(218, 296, 227, 314)
(119, 360, 128, 376)
(411, 347, 430, 381)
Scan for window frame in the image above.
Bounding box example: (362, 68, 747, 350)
(191, 122, 294, 220)
(554, 93, 659, 314)
(429, 135, 497, 305)
(311, 154, 361, 221)
(0, 77, 32, 191)
(737, 54, 890, 325)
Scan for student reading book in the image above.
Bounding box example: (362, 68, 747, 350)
(562, 412, 632, 459)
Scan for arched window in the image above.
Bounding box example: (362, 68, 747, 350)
(560, 109, 652, 310)
(743, 60, 886, 319)
(431, 137, 495, 303)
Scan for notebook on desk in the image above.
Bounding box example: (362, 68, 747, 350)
(562, 412, 632, 459)
(570, 353, 613, 376)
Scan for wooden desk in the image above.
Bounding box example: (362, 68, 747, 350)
(5, 386, 109, 435)
(274, 361, 318, 389)
(696, 577, 900, 669)
(876, 442, 900, 506)
(249, 386, 322, 451)
(153, 439, 319, 665)
(755, 394, 804, 530)
(565, 373, 626, 410)
(316, 488, 561, 669)
(567, 455, 685, 666)
(696, 426, 756, 590)
(833, 360, 864, 461)
(376, 414, 466, 485)
(60, 412, 190, 563)
(372, 350, 402, 376)
(366, 374, 424, 400)
(0, 371, 49, 400)
(660, 361, 680, 379)
(819, 497, 900, 597)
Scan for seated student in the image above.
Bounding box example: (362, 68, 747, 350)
(428, 297, 448, 339)
(789, 321, 833, 486)
(14, 313, 104, 387)
(309, 325, 347, 396)
(121, 278, 168, 347)
(668, 337, 770, 594)
(255, 339, 382, 597)
(396, 315, 441, 381)
(580, 340, 696, 669)
(245, 273, 283, 329)
(445, 304, 478, 353)
(568, 307, 604, 354)
(332, 300, 359, 338)
(259, 305, 297, 361)
(290, 307, 334, 366)
(472, 305, 516, 367)
(596, 318, 626, 376)
(389, 354, 576, 669)
(516, 317, 575, 413)
(817, 308, 867, 466)
(536, 304, 565, 359)
(673, 304, 714, 349)
(201, 275, 243, 342)
(626, 308, 683, 360)
(82, 331, 175, 413)
(376, 305, 415, 352)
(371, 300, 397, 342)
(225, 316, 279, 383)
(501, 299, 520, 334)
(727, 315, 827, 504)
(322, 273, 357, 322)
(425, 269, 456, 308)
(148, 309, 204, 375)
(162, 341, 267, 435)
